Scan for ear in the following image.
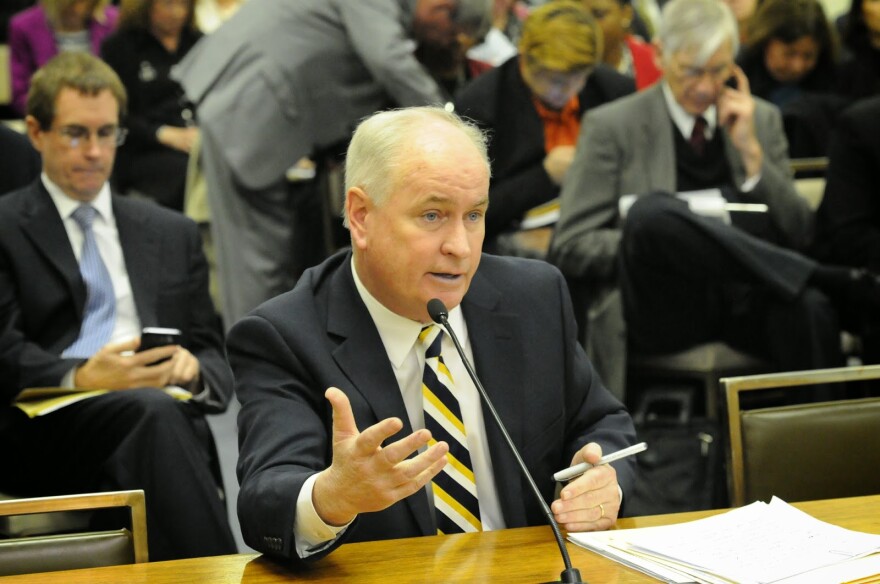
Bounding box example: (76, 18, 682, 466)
(346, 186, 371, 251)
(25, 115, 45, 154)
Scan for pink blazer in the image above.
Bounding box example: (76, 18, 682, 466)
(8, 5, 119, 115)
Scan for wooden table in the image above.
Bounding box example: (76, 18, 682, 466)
(2, 495, 877, 583)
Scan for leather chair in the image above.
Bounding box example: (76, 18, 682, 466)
(722, 365, 880, 507)
(0, 490, 148, 576)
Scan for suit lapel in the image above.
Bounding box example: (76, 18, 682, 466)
(114, 196, 161, 326)
(20, 182, 86, 319)
(461, 267, 529, 528)
(325, 258, 434, 536)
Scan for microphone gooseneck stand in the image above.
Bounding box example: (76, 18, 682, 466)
(427, 298, 586, 584)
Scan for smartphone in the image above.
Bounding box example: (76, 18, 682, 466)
(137, 327, 182, 363)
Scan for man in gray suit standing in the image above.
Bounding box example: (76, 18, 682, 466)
(173, 0, 492, 328)
(549, 0, 880, 392)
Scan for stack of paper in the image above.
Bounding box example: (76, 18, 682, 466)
(569, 497, 880, 584)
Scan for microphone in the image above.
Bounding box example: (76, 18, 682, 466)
(427, 299, 585, 584)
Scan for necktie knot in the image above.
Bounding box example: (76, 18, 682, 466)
(72, 205, 98, 231)
(419, 325, 443, 359)
(690, 116, 707, 155)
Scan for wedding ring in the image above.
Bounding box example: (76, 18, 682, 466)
(598, 503, 605, 519)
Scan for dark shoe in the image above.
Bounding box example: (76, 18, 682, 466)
(842, 269, 880, 323)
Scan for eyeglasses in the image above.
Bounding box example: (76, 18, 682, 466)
(52, 125, 128, 148)
(672, 61, 734, 85)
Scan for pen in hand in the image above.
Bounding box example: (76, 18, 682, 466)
(553, 442, 648, 482)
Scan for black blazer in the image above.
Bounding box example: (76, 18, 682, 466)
(815, 95, 880, 270)
(229, 250, 637, 564)
(0, 181, 232, 411)
(0, 126, 40, 197)
(454, 57, 636, 240)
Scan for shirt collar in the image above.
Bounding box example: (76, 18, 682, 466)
(661, 82, 717, 140)
(350, 259, 467, 369)
(41, 173, 113, 223)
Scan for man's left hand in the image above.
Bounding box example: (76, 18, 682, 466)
(167, 347, 201, 389)
(550, 442, 620, 532)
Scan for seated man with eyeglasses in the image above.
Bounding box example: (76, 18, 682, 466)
(0, 52, 237, 561)
(548, 0, 880, 393)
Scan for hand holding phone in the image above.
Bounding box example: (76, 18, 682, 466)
(137, 327, 182, 364)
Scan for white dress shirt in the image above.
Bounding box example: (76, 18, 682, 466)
(293, 260, 507, 557)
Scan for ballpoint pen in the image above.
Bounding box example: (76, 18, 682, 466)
(553, 442, 648, 482)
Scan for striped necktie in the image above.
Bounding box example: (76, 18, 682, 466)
(63, 205, 116, 358)
(419, 325, 482, 534)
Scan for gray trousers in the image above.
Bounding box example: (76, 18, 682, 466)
(199, 128, 298, 328)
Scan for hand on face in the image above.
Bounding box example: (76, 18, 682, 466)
(717, 66, 763, 177)
(312, 388, 450, 527)
(550, 442, 620, 532)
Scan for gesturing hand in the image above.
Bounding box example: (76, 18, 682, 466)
(312, 387, 449, 526)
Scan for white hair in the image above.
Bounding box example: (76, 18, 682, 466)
(658, 0, 740, 66)
(343, 106, 490, 228)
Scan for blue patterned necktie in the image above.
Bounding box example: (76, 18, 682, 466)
(419, 325, 482, 534)
(62, 205, 116, 358)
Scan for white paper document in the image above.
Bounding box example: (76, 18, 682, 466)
(618, 190, 769, 224)
(569, 497, 880, 584)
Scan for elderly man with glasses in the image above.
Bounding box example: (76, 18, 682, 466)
(0, 52, 237, 561)
(549, 0, 880, 396)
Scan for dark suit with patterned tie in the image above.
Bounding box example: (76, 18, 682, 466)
(228, 250, 637, 564)
(0, 180, 237, 560)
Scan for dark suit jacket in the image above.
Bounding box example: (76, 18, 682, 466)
(0, 181, 232, 412)
(815, 95, 880, 270)
(0, 126, 41, 197)
(453, 57, 635, 240)
(228, 250, 637, 564)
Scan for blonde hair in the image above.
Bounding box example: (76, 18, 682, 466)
(28, 52, 127, 129)
(519, 0, 603, 72)
(42, 0, 111, 27)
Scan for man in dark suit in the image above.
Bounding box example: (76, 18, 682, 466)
(228, 107, 637, 564)
(0, 124, 41, 196)
(0, 53, 236, 560)
(454, 0, 635, 248)
(815, 96, 880, 363)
